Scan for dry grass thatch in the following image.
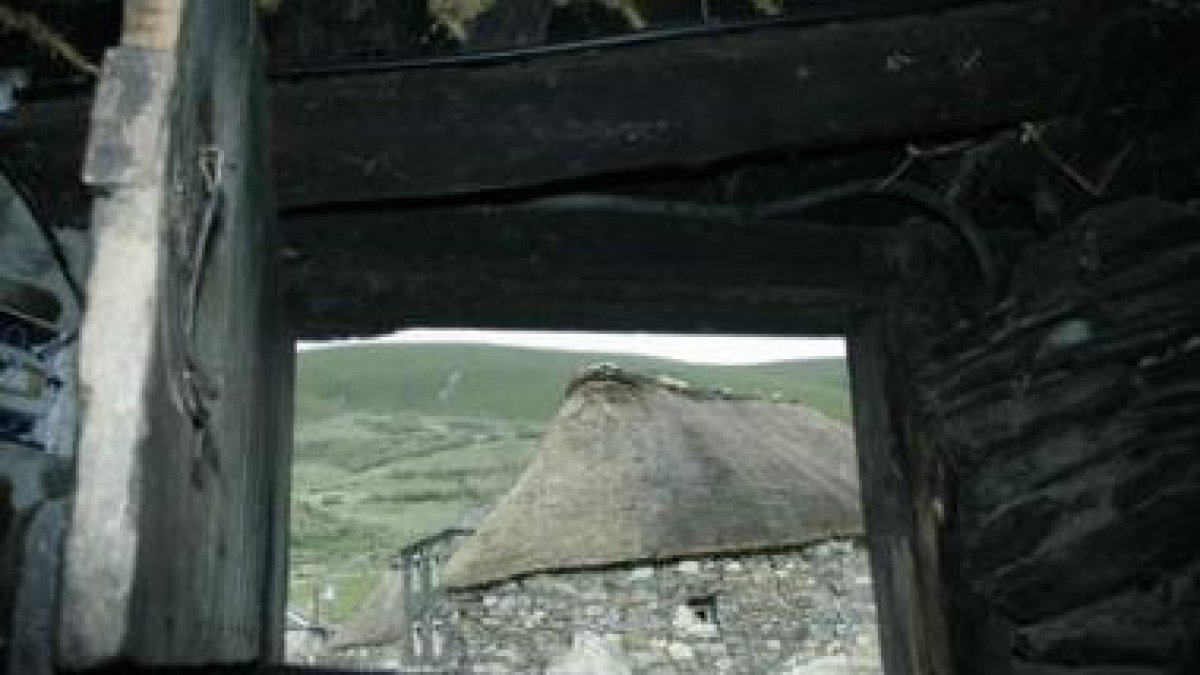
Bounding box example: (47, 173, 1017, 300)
(328, 569, 407, 651)
(441, 369, 863, 589)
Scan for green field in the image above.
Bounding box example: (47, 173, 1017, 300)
(289, 343, 849, 623)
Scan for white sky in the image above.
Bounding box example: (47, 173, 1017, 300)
(298, 329, 845, 366)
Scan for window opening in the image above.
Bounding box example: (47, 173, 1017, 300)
(686, 595, 718, 625)
(284, 330, 882, 673)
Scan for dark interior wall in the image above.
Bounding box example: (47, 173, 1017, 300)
(59, 0, 291, 669)
(880, 198, 1200, 674)
(269, 3, 1199, 670)
(0, 209, 86, 674)
(1, 1, 1193, 672)
(0, 120, 90, 675)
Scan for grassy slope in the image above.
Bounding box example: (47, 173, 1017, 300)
(296, 343, 850, 422)
(290, 343, 849, 622)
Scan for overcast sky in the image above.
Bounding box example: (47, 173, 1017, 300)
(299, 329, 845, 365)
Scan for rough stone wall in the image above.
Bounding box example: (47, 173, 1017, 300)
(898, 199, 1200, 673)
(449, 538, 881, 674)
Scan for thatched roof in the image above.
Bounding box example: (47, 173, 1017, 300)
(329, 569, 407, 650)
(331, 527, 475, 651)
(441, 367, 862, 589)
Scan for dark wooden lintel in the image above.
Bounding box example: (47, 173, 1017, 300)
(271, 0, 1147, 208)
(281, 208, 916, 338)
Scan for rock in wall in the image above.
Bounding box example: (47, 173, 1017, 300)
(908, 199, 1200, 674)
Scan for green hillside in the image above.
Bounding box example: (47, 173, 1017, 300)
(289, 343, 850, 623)
(297, 343, 850, 423)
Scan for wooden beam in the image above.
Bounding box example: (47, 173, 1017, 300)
(270, 0, 1140, 208)
(10, 0, 1192, 215)
(848, 319, 922, 675)
(281, 207, 916, 338)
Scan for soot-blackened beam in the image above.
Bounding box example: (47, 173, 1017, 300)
(270, 0, 1151, 209)
(281, 208, 917, 339)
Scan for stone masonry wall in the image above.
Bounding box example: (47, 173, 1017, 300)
(450, 538, 881, 674)
(897, 199, 1200, 673)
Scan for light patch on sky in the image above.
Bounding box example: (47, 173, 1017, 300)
(298, 329, 845, 366)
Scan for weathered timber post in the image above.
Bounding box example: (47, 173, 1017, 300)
(59, 0, 291, 669)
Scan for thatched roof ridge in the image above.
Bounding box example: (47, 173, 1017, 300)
(398, 526, 475, 557)
(565, 362, 763, 402)
(441, 366, 862, 590)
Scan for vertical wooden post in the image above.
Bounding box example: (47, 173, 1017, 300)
(847, 318, 923, 675)
(61, 0, 290, 668)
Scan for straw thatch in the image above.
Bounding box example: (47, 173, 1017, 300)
(441, 367, 862, 589)
(331, 527, 475, 651)
(329, 568, 407, 651)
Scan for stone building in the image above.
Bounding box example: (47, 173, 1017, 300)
(330, 527, 475, 670)
(450, 539, 880, 675)
(339, 366, 882, 673)
(445, 368, 881, 674)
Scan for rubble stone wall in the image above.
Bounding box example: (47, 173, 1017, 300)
(450, 538, 882, 674)
(898, 199, 1200, 672)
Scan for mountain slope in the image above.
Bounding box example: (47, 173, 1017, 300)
(297, 343, 850, 423)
